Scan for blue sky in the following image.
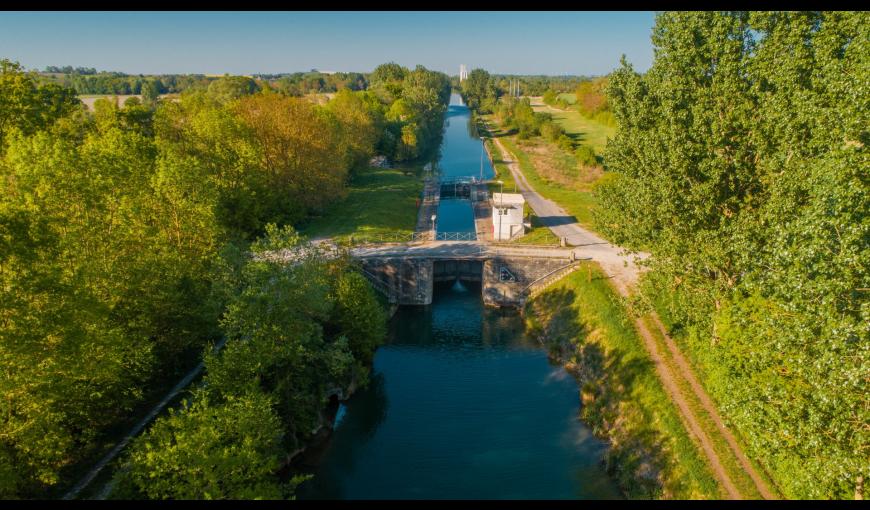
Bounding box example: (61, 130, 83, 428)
(0, 11, 656, 76)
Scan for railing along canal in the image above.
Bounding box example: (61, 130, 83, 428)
(348, 231, 478, 245)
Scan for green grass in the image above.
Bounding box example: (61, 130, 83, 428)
(534, 104, 616, 156)
(525, 264, 723, 499)
(499, 137, 599, 230)
(557, 92, 577, 104)
(512, 214, 560, 245)
(299, 166, 422, 242)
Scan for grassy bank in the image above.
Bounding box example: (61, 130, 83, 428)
(498, 136, 599, 230)
(299, 166, 423, 242)
(523, 263, 722, 499)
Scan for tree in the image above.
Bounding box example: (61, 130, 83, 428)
(463, 68, 496, 112)
(324, 89, 383, 176)
(328, 271, 387, 364)
(0, 59, 80, 149)
(141, 80, 160, 103)
(232, 93, 348, 225)
(116, 390, 290, 500)
(207, 75, 260, 103)
(597, 11, 869, 499)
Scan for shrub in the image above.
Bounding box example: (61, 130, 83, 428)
(575, 145, 597, 167)
(557, 134, 574, 152)
(540, 120, 564, 143)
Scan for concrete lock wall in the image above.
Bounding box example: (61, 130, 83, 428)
(361, 256, 573, 308)
(482, 257, 573, 307)
(433, 259, 483, 283)
(360, 258, 434, 305)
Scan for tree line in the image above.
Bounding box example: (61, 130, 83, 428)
(39, 70, 212, 96)
(0, 59, 450, 498)
(39, 67, 393, 101)
(595, 11, 867, 499)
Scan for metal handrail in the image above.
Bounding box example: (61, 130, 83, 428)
(435, 231, 477, 241)
(521, 260, 590, 299)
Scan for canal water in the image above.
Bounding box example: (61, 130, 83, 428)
(294, 92, 621, 500)
(295, 282, 621, 499)
(434, 93, 493, 239)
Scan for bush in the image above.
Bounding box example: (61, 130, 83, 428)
(542, 89, 557, 105)
(575, 145, 597, 167)
(539, 120, 564, 143)
(557, 134, 574, 152)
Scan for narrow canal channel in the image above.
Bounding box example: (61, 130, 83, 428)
(434, 94, 493, 239)
(294, 93, 620, 500)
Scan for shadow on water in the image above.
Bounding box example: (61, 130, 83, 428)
(528, 285, 677, 497)
(293, 372, 389, 500)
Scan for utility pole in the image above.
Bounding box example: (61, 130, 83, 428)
(479, 137, 484, 181)
(431, 214, 437, 240)
(497, 180, 504, 241)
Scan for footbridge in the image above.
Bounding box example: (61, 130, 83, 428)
(352, 241, 589, 307)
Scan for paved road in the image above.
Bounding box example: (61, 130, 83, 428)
(489, 135, 648, 295)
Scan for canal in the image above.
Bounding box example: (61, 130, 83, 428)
(294, 93, 620, 500)
(434, 93, 492, 239)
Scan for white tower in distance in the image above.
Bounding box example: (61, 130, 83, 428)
(459, 64, 468, 82)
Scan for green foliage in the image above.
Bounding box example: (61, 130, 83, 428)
(378, 64, 451, 162)
(462, 68, 497, 112)
(0, 115, 224, 497)
(116, 225, 386, 499)
(270, 71, 367, 97)
(597, 11, 869, 499)
(0, 59, 428, 498)
(116, 390, 290, 500)
(0, 59, 81, 149)
(499, 98, 542, 139)
(207, 75, 260, 103)
(329, 271, 387, 364)
(40, 68, 197, 96)
(539, 118, 564, 142)
(575, 145, 597, 167)
(542, 89, 558, 105)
